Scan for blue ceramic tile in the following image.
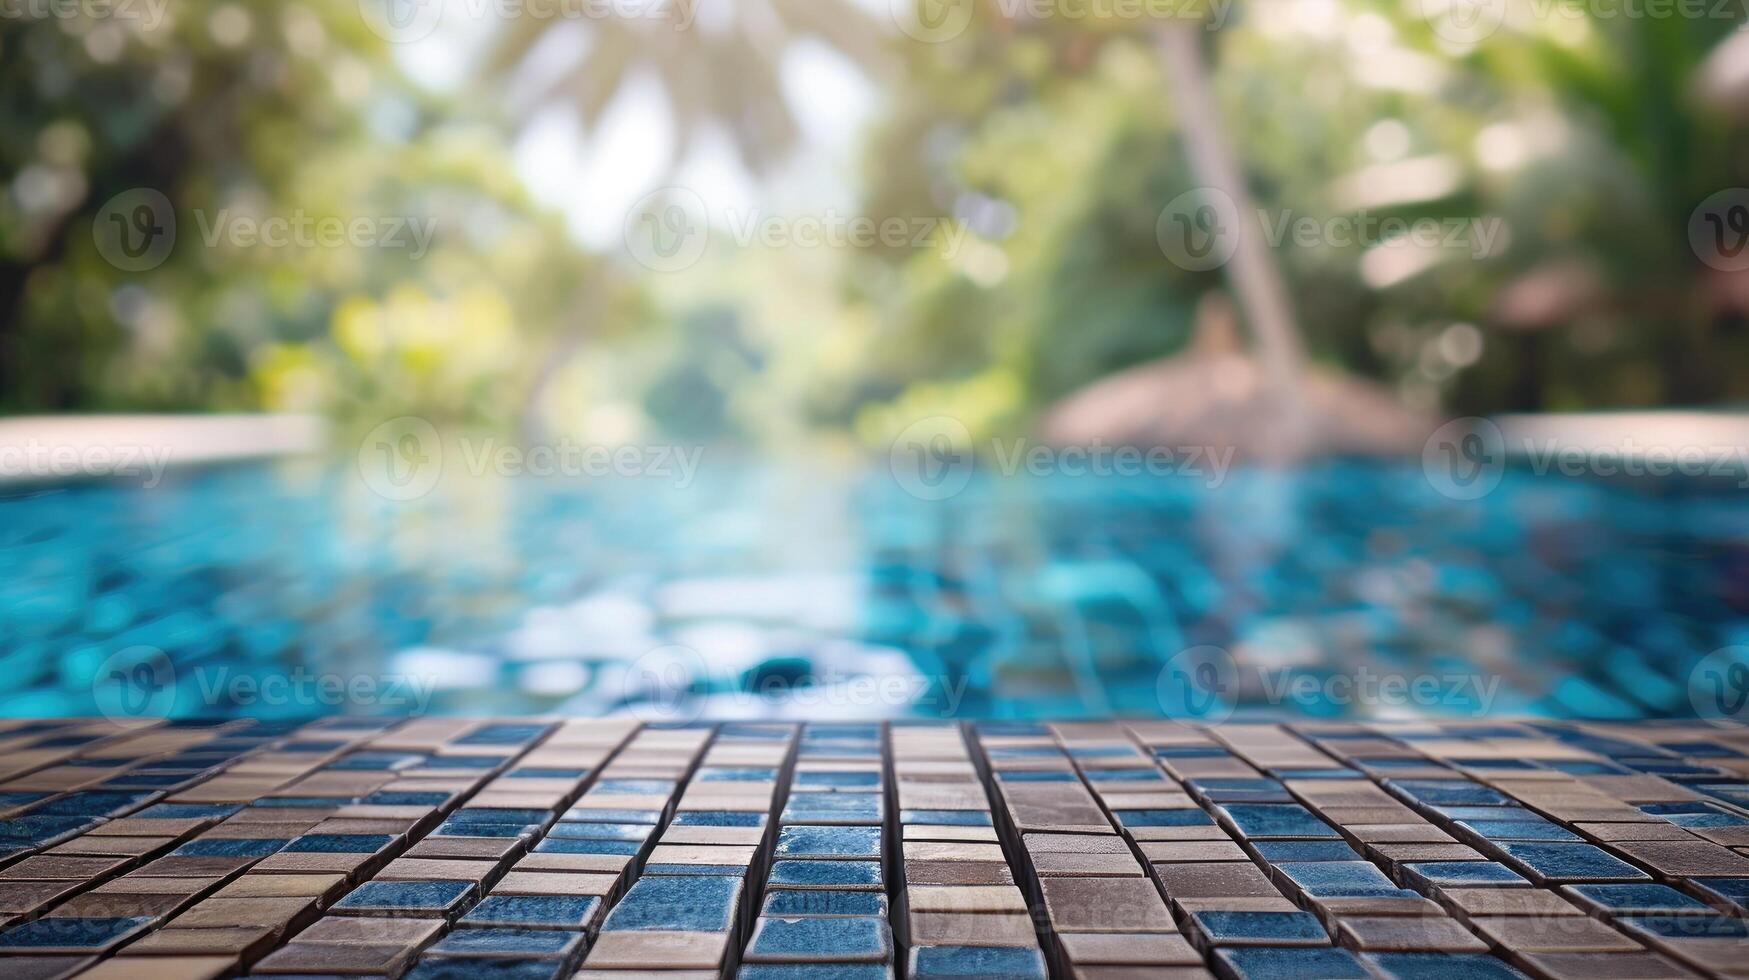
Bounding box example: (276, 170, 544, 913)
(0, 916, 152, 950)
(329, 751, 427, 771)
(996, 771, 1076, 782)
(591, 779, 676, 795)
(507, 767, 589, 779)
(1218, 804, 1339, 839)
(334, 879, 473, 914)
(775, 826, 881, 859)
(131, 803, 240, 820)
(366, 791, 452, 806)
(461, 895, 600, 930)
(1359, 952, 1526, 979)
(698, 767, 779, 781)
(1253, 840, 1363, 863)
(644, 863, 752, 877)
(761, 890, 889, 918)
(407, 955, 566, 980)
(1083, 768, 1165, 782)
(1563, 883, 1710, 915)
(737, 965, 891, 980)
(1188, 909, 1330, 945)
(1454, 819, 1580, 842)
(1113, 808, 1212, 827)
(908, 945, 1046, 980)
(455, 724, 550, 745)
(780, 794, 882, 825)
(1275, 861, 1402, 898)
(1214, 946, 1369, 979)
(1692, 877, 1749, 908)
(600, 875, 742, 932)
(794, 771, 881, 788)
(284, 834, 393, 853)
(428, 927, 582, 958)
(446, 808, 550, 827)
(1615, 914, 1749, 940)
(255, 796, 354, 808)
(534, 837, 642, 856)
(900, 810, 991, 826)
(744, 916, 892, 962)
(172, 837, 288, 857)
(673, 811, 767, 827)
(1391, 781, 1513, 806)
(437, 819, 540, 838)
(545, 823, 653, 842)
(768, 860, 882, 890)
(1495, 842, 1650, 883)
(1401, 862, 1530, 889)
(30, 791, 152, 817)
(560, 807, 661, 824)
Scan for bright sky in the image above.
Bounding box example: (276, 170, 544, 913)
(392, 0, 887, 249)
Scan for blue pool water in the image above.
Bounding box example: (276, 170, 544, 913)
(1, 458, 1745, 721)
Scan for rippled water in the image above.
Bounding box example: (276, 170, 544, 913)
(2, 458, 1745, 721)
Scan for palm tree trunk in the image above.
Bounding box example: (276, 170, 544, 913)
(1156, 23, 1308, 439)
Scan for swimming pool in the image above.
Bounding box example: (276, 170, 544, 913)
(2, 457, 1744, 721)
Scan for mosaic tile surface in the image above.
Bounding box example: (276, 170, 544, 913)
(4, 463, 1748, 720)
(0, 717, 1748, 977)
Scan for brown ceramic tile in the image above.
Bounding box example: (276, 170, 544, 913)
(1468, 915, 1645, 953)
(1335, 915, 1490, 952)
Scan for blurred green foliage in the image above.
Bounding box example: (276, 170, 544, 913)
(5, 0, 1749, 443)
(0, 0, 631, 431)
